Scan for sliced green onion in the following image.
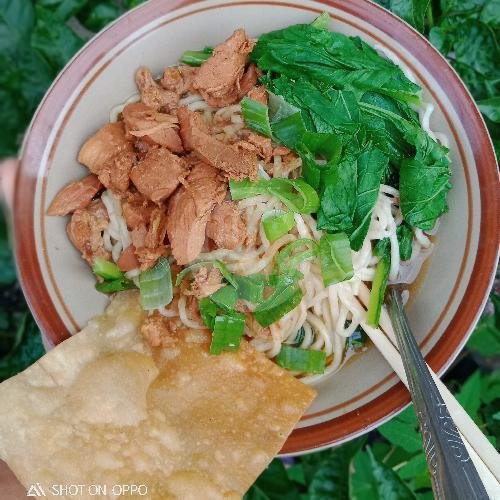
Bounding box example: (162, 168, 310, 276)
(209, 285, 238, 311)
(268, 178, 320, 214)
(230, 178, 319, 214)
(175, 260, 237, 288)
(233, 273, 266, 303)
(275, 238, 319, 273)
(262, 209, 295, 242)
(241, 97, 272, 138)
(319, 233, 354, 286)
(366, 243, 391, 327)
(95, 278, 135, 294)
(92, 258, 123, 280)
(180, 48, 213, 66)
(275, 345, 326, 374)
(210, 312, 246, 355)
(254, 274, 303, 327)
(229, 179, 269, 200)
(267, 269, 304, 287)
(198, 297, 218, 330)
(139, 257, 173, 310)
(310, 11, 330, 30)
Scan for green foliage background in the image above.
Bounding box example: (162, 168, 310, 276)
(0, 0, 498, 498)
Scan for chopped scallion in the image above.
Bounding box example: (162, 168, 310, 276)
(139, 257, 173, 310)
(275, 238, 319, 273)
(233, 273, 266, 303)
(198, 297, 218, 330)
(319, 233, 354, 286)
(210, 312, 246, 355)
(92, 258, 123, 280)
(276, 345, 326, 374)
(175, 260, 237, 288)
(241, 97, 272, 138)
(95, 278, 135, 294)
(262, 209, 295, 242)
(179, 47, 213, 66)
(209, 285, 238, 311)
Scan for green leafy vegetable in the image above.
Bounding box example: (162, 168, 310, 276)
(139, 257, 173, 310)
(318, 233, 354, 286)
(95, 277, 135, 294)
(241, 96, 272, 137)
(397, 223, 414, 261)
(210, 312, 246, 355)
(275, 345, 326, 374)
(253, 274, 303, 327)
(262, 209, 295, 242)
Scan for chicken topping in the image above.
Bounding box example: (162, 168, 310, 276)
(239, 131, 273, 163)
(206, 201, 246, 250)
(166, 161, 227, 265)
(160, 65, 197, 95)
(47, 175, 102, 216)
(140, 311, 177, 348)
(122, 102, 183, 153)
(130, 147, 189, 203)
(116, 245, 140, 272)
(178, 107, 258, 181)
(144, 207, 168, 249)
(184, 266, 224, 299)
(67, 199, 110, 264)
(135, 67, 179, 112)
(135, 246, 167, 271)
(192, 29, 256, 107)
(122, 190, 155, 230)
(247, 85, 268, 105)
(77, 122, 136, 193)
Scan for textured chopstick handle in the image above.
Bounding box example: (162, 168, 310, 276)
(389, 289, 489, 500)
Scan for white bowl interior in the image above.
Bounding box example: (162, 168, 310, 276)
(35, 0, 480, 437)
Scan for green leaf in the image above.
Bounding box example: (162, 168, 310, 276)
(245, 459, 301, 500)
(36, 0, 89, 21)
(378, 406, 423, 454)
(477, 97, 500, 123)
(81, 1, 122, 32)
(350, 148, 388, 250)
(0, 313, 44, 382)
(467, 293, 500, 356)
(397, 223, 414, 261)
(0, 211, 16, 285)
(31, 6, 83, 70)
(455, 370, 482, 419)
(349, 447, 415, 500)
(308, 438, 365, 499)
(480, 369, 500, 405)
(389, 0, 432, 33)
(397, 453, 432, 490)
(0, 0, 35, 52)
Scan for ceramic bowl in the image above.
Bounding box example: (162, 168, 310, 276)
(14, 0, 498, 454)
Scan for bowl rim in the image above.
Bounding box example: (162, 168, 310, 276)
(14, 0, 499, 455)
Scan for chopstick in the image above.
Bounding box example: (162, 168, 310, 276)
(351, 284, 500, 497)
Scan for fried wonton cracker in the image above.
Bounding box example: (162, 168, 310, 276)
(0, 292, 315, 499)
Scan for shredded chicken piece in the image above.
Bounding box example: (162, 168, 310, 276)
(130, 147, 189, 203)
(117, 245, 140, 272)
(192, 29, 256, 107)
(140, 311, 178, 348)
(130, 224, 147, 249)
(160, 65, 197, 95)
(135, 67, 179, 112)
(206, 201, 246, 250)
(178, 107, 258, 180)
(144, 207, 168, 249)
(247, 85, 268, 105)
(184, 267, 224, 299)
(237, 63, 260, 99)
(239, 131, 273, 163)
(273, 145, 290, 156)
(122, 190, 155, 230)
(135, 246, 167, 271)
(166, 161, 227, 265)
(66, 199, 110, 264)
(122, 102, 183, 153)
(47, 175, 101, 216)
(77, 122, 136, 193)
